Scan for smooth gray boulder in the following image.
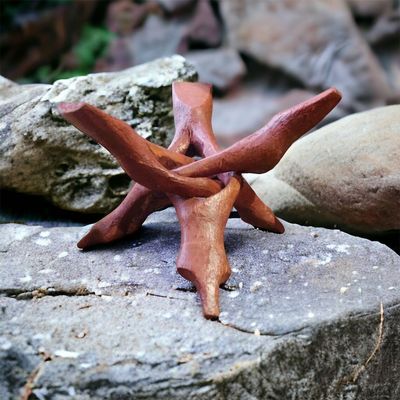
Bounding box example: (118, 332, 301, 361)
(1, 210, 399, 399)
(247, 105, 400, 235)
(0, 55, 196, 214)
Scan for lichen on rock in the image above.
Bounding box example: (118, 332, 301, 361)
(0, 55, 197, 213)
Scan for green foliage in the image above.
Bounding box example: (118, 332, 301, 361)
(74, 25, 114, 71)
(27, 24, 114, 83)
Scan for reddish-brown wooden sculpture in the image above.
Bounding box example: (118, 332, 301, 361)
(58, 82, 341, 319)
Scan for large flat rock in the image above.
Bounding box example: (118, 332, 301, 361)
(1, 210, 400, 399)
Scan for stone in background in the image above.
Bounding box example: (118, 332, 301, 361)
(0, 55, 196, 214)
(247, 105, 400, 234)
(220, 0, 394, 113)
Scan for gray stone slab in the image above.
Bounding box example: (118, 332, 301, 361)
(1, 211, 400, 399)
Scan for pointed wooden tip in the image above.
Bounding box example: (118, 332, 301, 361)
(77, 226, 105, 249)
(57, 102, 85, 115)
(315, 87, 342, 108)
(271, 217, 285, 234)
(196, 279, 221, 320)
(77, 234, 92, 249)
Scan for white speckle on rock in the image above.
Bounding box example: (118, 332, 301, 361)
(326, 244, 350, 254)
(340, 287, 348, 294)
(33, 333, 52, 343)
(254, 328, 261, 336)
(388, 287, 395, 290)
(35, 238, 51, 246)
(98, 282, 111, 288)
(372, 265, 379, 269)
(238, 282, 243, 289)
(54, 350, 80, 358)
(262, 250, 269, 254)
(228, 291, 240, 298)
(358, 288, 362, 293)
(250, 281, 263, 293)
(316, 254, 332, 266)
(0, 337, 12, 350)
(19, 275, 32, 283)
(39, 231, 51, 237)
(232, 268, 239, 273)
(303, 282, 309, 287)
(79, 363, 93, 369)
(101, 295, 113, 301)
(268, 314, 274, 319)
(38, 269, 54, 274)
(113, 255, 122, 261)
(352, 270, 358, 275)
(58, 251, 68, 258)
(14, 227, 33, 241)
(307, 312, 315, 318)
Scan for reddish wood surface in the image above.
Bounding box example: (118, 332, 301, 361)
(58, 82, 341, 319)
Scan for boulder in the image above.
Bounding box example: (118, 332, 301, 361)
(346, 0, 393, 18)
(247, 105, 400, 234)
(220, 0, 392, 112)
(0, 55, 197, 214)
(0, 210, 400, 399)
(185, 48, 246, 93)
(101, 0, 221, 69)
(213, 88, 317, 147)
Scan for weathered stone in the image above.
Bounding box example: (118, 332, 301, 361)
(366, 8, 400, 45)
(212, 88, 338, 147)
(156, 0, 195, 14)
(347, 0, 393, 18)
(1, 210, 399, 399)
(185, 48, 246, 93)
(115, 0, 220, 66)
(128, 14, 188, 65)
(0, 56, 197, 214)
(247, 105, 400, 234)
(220, 0, 392, 112)
(184, 0, 221, 47)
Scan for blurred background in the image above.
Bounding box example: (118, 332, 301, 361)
(1, 0, 399, 146)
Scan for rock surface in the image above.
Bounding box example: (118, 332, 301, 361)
(220, 0, 392, 112)
(213, 88, 318, 147)
(185, 48, 246, 93)
(0, 56, 197, 214)
(247, 105, 400, 234)
(1, 210, 400, 399)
